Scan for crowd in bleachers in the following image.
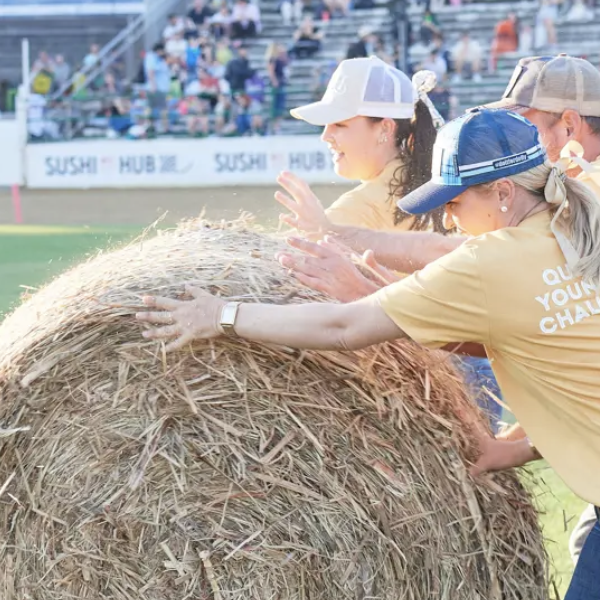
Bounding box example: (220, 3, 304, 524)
(22, 0, 600, 141)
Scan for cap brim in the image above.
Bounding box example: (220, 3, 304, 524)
(290, 100, 356, 126)
(467, 97, 530, 113)
(396, 180, 469, 215)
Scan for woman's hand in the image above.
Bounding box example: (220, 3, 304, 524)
(470, 436, 540, 477)
(275, 171, 332, 236)
(136, 286, 226, 351)
(277, 236, 380, 302)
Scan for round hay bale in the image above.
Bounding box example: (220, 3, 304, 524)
(0, 220, 547, 600)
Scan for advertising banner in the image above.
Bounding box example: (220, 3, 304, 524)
(25, 136, 343, 189)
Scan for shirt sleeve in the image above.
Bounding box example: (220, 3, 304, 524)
(374, 241, 490, 348)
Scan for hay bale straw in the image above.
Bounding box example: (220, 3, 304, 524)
(0, 219, 547, 599)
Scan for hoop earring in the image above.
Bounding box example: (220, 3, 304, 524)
(500, 206, 508, 213)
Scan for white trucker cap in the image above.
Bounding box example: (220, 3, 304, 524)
(290, 56, 417, 126)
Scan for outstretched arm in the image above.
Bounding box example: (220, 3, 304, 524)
(275, 170, 465, 273)
(136, 287, 405, 352)
(333, 228, 464, 274)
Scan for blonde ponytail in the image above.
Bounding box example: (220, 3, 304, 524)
(508, 161, 600, 284)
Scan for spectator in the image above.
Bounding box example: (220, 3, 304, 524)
(310, 59, 338, 101)
(83, 44, 104, 91)
(431, 33, 451, 74)
(187, 0, 214, 29)
(128, 93, 151, 139)
(166, 30, 188, 64)
(31, 59, 54, 96)
(32, 51, 54, 77)
(214, 94, 235, 135)
(225, 46, 254, 93)
(421, 49, 447, 83)
(346, 26, 376, 60)
(230, 0, 261, 40)
(186, 36, 202, 73)
(266, 42, 288, 134)
(52, 54, 71, 91)
(103, 71, 124, 95)
(28, 92, 60, 140)
(209, 4, 233, 39)
(203, 47, 229, 89)
(232, 93, 264, 135)
(280, 0, 303, 26)
(144, 42, 172, 132)
(163, 14, 186, 41)
(321, 0, 350, 19)
(451, 31, 482, 82)
(179, 94, 210, 136)
(490, 12, 519, 72)
(216, 38, 234, 66)
(108, 97, 134, 137)
(372, 35, 394, 64)
(534, 0, 558, 50)
(428, 80, 455, 121)
(245, 70, 266, 104)
(290, 15, 323, 59)
(419, 8, 440, 45)
(83, 44, 101, 70)
(185, 66, 221, 109)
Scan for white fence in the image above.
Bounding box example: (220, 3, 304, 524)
(0, 120, 24, 187)
(24, 135, 343, 189)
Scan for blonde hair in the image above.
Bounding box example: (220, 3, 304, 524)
(265, 42, 277, 61)
(508, 161, 600, 284)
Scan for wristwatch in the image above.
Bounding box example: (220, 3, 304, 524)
(219, 302, 241, 336)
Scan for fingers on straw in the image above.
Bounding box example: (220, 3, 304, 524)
(165, 334, 192, 352)
(142, 324, 180, 339)
(287, 237, 328, 258)
(137, 311, 175, 325)
(142, 295, 180, 309)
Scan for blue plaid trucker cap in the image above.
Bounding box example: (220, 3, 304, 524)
(397, 108, 547, 215)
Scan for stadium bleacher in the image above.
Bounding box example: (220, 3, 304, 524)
(3, 0, 600, 139)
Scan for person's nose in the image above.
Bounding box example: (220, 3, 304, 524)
(320, 125, 334, 144)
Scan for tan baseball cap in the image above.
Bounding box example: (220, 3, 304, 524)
(480, 54, 600, 117)
(290, 56, 417, 126)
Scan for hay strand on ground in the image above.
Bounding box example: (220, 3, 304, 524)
(0, 218, 547, 599)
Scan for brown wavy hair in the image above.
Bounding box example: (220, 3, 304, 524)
(369, 99, 447, 234)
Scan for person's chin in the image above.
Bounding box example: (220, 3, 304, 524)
(333, 160, 353, 180)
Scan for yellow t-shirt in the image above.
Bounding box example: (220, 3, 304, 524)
(577, 156, 600, 200)
(325, 159, 415, 232)
(375, 211, 600, 504)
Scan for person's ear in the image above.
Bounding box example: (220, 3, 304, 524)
(380, 117, 396, 141)
(496, 179, 516, 210)
(561, 109, 583, 140)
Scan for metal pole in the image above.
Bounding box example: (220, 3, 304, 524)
(396, 0, 409, 74)
(125, 15, 136, 81)
(21, 38, 31, 93)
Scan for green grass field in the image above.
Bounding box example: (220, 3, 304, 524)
(0, 224, 586, 597)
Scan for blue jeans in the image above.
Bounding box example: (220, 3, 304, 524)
(454, 356, 503, 433)
(565, 514, 600, 599)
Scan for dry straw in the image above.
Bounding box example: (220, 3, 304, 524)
(0, 218, 547, 599)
